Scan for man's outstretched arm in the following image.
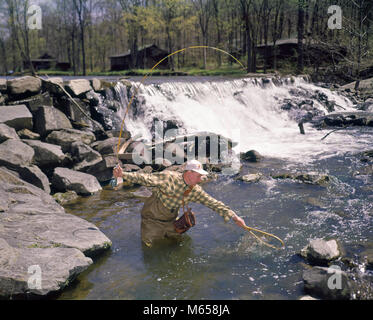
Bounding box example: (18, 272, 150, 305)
(194, 188, 247, 228)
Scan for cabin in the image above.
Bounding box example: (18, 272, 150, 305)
(256, 38, 347, 67)
(109, 44, 170, 71)
(24, 53, 56, 70)
(23, 53, 71, 71)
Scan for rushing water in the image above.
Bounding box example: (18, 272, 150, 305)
(56, 77, 372, 300)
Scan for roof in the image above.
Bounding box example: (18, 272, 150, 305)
(109, 44, 167, 58)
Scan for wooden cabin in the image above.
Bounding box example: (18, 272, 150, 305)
(109, 44, 170, 71)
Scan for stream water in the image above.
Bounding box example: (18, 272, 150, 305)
(56, 77, 372, 300)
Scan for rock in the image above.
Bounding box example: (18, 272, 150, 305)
(17, 128, 40, 140)
(91, 137, 120, 155)
(0, 139, 34, 170)
(85, 90, 100, 107)
(34, 106, 72, 136)
(0, 166, 112, 298)
(7, 76, 41, 96)
(70, 141, 103, 172)
(41, 77, 64, 95)
(295, 173, 331, 186)
(236, 173, 262, 183)
(0, 167, 64, 215)
(0, 79, 7, 92)
(90, 78, 102, 91)
(301, 239, 341, 265)
(52, 190, 79, 206)
(85, 155, 120, 182)
(52, 167, 102, 195)
(241, 150, 262, 162)
(271, 172, 331, 186)
(298, 295, 319, 300)
(7, 92, 53, 114)
(0, 238, 92, 298)
(65, 79, 92, 97)
(46, 128, 96, 153)
(22, 139, 67, 168)
(302, 266, 351, 300)
(17, 165, 51, 194)
(0, 105, 33, 131)
(0, 211, 111, 257)
(0, 124, 20, 142)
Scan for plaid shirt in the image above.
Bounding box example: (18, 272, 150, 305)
(122, 171, 235, 222)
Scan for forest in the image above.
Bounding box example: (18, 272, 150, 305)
(0, 0, 372, 83)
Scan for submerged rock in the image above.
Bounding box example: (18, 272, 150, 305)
(52, 190, 79, 205)
(302, 266, 351, 300)
(241, 150, 262, 162)
(271, 172, 331, 186)
(236, 173, 262, 183)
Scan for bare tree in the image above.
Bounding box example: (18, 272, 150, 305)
(192, 0, 212, 69)
(73, 0, 89, 75)
(297, 0, 305, 73)
(5, 0, 36, 75)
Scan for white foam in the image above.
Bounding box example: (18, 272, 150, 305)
(115, 77, 373, 164)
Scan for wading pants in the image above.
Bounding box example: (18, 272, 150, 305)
(141, 192, 181, 247)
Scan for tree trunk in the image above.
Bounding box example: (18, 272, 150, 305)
(297, 0, 305, 73)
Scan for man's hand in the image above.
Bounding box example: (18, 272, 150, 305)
(232, 214, 247, 229)
(113, 165, 123, 178)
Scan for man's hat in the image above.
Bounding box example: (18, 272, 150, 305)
(184, 160, 208, 175)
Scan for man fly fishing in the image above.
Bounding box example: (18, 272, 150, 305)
(113, 159, 247, 247)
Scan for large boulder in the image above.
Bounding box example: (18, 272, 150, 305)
(22, 139, 67, 167)
(51, 167, 102, 195)
(0, 79, 7, 92)
(0, 211, 111, 257)
(302, 266, 351, 300)
(85, 155, 121, 182)
(7, 92, 53, 114)
(91, 137, 120, 155)
(41, 77, 64, 95)
(17, 165, 51, 194)
(34, 106, 72, 136)
(0, 124, 19, 142)
(0, 167, 64, 215)
(7, 76, 41, 96)
(0, 238, 92, 298)
(65, 79, 92, 97)
(0, 139, 34, 170)
(0, 105, 33, 131)
(46, 128, 96, 153)
(70, 141, 103, 172)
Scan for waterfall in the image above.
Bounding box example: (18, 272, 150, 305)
(111, 76, 372, 164)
